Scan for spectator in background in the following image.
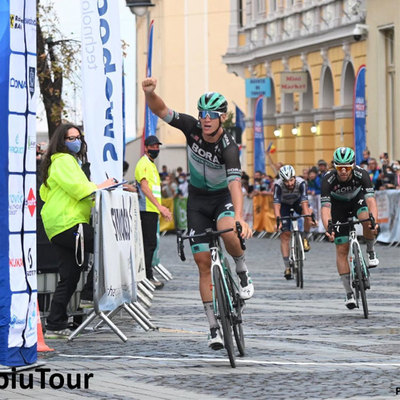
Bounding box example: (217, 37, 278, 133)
(159, 164, 168, 180)
(177, 173, 189, 198)
(360, 160, 368, 171)
(307, 166, 321, 195)
(360, 149, 371, 164)
(135, 135, 172, 289)
(176, 166, 183, 179)
(39, 123, 116, 338)
(317, 159, 328, 178)
(302, 168, 309, 182)
(368, 158, 383, 190)
(161, 173, 177, 198)
(122, 161, 137, 193)
(391, 161, 400, 189)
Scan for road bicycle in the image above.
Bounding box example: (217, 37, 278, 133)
(328, 214, 375, 319)
(277, 210, 315, 288)
(177, 222, 246, 368)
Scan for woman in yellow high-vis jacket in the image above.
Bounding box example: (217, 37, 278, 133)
(39, 123, 115, 339)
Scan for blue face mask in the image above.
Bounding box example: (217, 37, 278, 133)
(65, 138, 82, 154)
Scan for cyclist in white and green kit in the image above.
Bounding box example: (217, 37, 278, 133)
(142, 77, 254, 350)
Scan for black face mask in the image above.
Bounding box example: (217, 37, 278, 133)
(148, 149, 159, 160)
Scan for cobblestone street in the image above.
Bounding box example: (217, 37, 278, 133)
(2, 234, 400, 399)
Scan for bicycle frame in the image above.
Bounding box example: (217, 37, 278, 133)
(348, 229, 369, 294)
(290, 218, 305, 264)
(210, 242, 235, 314)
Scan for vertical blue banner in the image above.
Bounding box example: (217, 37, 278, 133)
(253, 95, 265, 174)
(235, 104, 245, 134)
(142, 20, 158, 146)
(354, 65, 366, 165)
(1, 0, 38, 367)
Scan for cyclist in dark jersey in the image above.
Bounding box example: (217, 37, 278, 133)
(273, 165, 314, 279)
(321, 147, 379, 310)
(142, 77, 253, 350)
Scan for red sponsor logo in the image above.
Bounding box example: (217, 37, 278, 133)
(26, 188, 36, 217)
(9, 258, 23, 267)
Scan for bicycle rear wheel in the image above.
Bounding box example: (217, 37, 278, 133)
(296, 236, 304, 289)
(352, 243, 368, 319)
(213, 266, 236, 367)
(224, 258, 245, 356)
(294, 232, 303, 288)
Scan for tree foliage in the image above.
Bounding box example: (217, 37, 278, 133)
(36, 0, 80, 138)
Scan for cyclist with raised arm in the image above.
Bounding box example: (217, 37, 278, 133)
(273, 165, 314, 280)
(142, 77, 254, 350)
(321, 147, 379, 309)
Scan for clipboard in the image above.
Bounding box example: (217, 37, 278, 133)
(81, 180, 128, 200)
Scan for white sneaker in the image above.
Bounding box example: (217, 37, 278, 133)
(208, 328, 224, 350)
(368, 251, 379, 268)
(345, 293, 357, 310)
(238, 271, 254, 300)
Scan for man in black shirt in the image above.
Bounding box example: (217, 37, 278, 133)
(321, 147, 379, 310)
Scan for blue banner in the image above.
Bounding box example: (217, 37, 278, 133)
(253, 95, 265, 173)
(245, 78, 271, 98)
(143, 20, 158, 143)
(1, 0, 38, 367)
(235, 105, 245, 134)
(354, 65, 366, 165)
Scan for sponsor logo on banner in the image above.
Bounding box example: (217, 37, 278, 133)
(9, 193, 24, 216)
(26, 248, 36, 277)
(110, 197, 132, 241)
(9, 314, 26, 328)
(9, 257, 23, 268)
(9, 77, 26, 89)
(28, 66, 35, 98)
(10, 14, 36, 30)
(26, 188, 36, 217)
(9, 133, 24, 154)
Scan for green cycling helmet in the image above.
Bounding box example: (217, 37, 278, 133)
(197, 92, 228, 113)
(333, 147, 355, 165)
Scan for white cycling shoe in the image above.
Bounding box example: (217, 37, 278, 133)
(238, 271, 254, 300)
(208, 328, 224, 350)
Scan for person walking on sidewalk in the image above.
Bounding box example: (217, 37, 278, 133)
(39, 123, 116, 338)
(142, 77, 254, 350)
(135, 135, 172, 289)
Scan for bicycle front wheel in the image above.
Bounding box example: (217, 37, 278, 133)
(224, 258, 245, 356)
(352, 243, 368, 319)
(213, 266, 236, 368)
(294, 232, 303, 288)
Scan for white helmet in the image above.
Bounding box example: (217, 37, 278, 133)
(279, 165, 295, 181)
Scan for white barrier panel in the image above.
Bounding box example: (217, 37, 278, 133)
(94, 190, 144, 312)
(376, 189, 400, 244)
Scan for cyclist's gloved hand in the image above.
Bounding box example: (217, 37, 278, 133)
(276, 217, 282, 232)
(325, 220, 335, 242)
(235, 219, 252, 240)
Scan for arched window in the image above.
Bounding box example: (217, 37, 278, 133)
(341, 62, 355, 106)
(320, 66, 334, 108)
(300, 71, 313, 111)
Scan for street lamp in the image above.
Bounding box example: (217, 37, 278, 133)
(125, 0, 155, 17)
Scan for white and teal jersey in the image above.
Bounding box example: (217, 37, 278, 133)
(164, 111, 241, 191)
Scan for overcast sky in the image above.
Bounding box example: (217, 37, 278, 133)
(37, 0, 137, 141)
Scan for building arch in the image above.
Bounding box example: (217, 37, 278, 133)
(341, 61, 355, 106)
(319, 65, 334, 108)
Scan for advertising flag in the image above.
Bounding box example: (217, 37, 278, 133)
(253, 95, 265, 173)
(142, 20, 158, 147)
(0, 0, 38, 367)
(81, 0, 123, 183)
(354, 65, 366, 165)
(235, 105, 245, 134)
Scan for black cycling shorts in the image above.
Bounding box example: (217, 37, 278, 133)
(331, 191, 368, 244)
(280, 200, 303, 232)
(187, 186, 234, 253)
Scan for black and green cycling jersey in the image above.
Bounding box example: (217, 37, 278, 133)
(321, 165, 375, 204)
(163, 110, 241, 191)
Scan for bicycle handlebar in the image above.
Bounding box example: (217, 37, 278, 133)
(177, 223, 246, 261)
(327, 213, 376, 235)
(276, 212, 316, 230)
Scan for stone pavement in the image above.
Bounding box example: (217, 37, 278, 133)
(2, 234, 399, 399)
